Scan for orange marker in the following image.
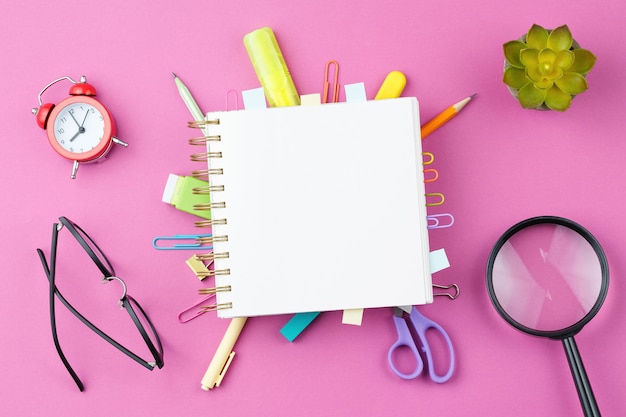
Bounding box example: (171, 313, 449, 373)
(421, 94, 476, 139)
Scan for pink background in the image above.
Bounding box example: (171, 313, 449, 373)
(1, 0, 625, 416)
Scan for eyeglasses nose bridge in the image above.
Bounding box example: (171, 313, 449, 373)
(102, 275, 128, 307)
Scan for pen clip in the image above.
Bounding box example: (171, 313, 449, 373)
(152, 234, 214, 250)
(215, 351, 236, 387)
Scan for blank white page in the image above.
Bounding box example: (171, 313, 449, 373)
(206, 97, 432, 318)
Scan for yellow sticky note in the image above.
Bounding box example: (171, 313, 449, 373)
(342, 308, 364, 326)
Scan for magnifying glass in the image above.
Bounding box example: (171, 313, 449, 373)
(486, 216, 608, 417)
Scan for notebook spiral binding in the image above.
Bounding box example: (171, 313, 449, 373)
(188, 118, 233, 311)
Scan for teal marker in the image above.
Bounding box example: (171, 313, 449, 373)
(280, 312, 321, 342)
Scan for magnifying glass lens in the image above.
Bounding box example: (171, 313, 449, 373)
(491, 222, 603, 333)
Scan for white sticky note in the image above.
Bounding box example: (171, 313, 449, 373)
(242, 87, 267, 109)
(344, 82, 367, 102)
(430, 248, 450, 274)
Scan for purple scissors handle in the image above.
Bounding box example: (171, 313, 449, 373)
(387, 306, 455, 383)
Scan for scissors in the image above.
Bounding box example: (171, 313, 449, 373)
(387, 305, 455, 383)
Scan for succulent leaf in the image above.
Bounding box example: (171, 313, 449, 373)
(503, 67, 529, 89)
(544, 85, 572, 111)
(503, 41, 526, 68)
(520, 49, 539, 67)
(554, 50, 575, 71)
(518, 83, 547, 108)
(555, 72, 589, 95)
(526, 24, 549, 50)
(534, 76, 555, 90)
(569, 49, 597, 74)
(546, 25, 573, 52)
(538, 48, 556, 63)
(525, 65, 544, 83)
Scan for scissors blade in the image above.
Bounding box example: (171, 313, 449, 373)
(397, 305, 412, 314)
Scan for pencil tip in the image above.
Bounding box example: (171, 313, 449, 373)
(172, 72, 177, 78)
(470, 93, 477, 99)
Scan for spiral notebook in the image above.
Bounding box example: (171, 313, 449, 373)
(192, 97, 432, 318)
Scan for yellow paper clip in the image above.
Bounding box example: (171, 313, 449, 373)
(422, 152, 434, 165)
(426, 193, 445, 207)
(323, 60, 340, 103)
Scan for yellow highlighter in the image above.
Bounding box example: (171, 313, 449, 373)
(243, 27, 300, 107)
(374, 70, 407, 100)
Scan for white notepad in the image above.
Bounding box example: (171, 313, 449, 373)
(204, 97, 432, 318)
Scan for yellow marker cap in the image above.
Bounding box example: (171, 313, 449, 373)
(243, 27, 300, 107)
(374, 71, 407, 100)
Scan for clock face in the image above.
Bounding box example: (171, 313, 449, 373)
(53, 102, 105, 154)
(46, 95, 115, 162)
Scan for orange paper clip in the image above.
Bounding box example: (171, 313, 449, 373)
(423, 168, 439, 183)
(323, 60, 340, 103)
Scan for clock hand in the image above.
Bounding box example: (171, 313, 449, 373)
(71, 108, 90, 142)
(69, 129, 81, 142)
(80, 108, 90, 127)
(69, 111, 81, 128)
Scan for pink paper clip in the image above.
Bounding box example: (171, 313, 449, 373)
(226, 89, 240, 111)
(323, 60, 340, 103)
(177, 293, 216, 323)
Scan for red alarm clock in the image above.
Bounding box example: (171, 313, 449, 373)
(32, 75, 128, 179)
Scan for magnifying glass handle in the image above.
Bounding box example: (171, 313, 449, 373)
(562, 337, 601, 417)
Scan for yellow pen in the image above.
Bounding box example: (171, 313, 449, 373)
(243, 27, 300, 107)
(201, 317, 248, 390)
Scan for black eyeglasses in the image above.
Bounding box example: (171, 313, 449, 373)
(36, 216, 163, 391)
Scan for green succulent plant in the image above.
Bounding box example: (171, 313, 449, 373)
(503, 24, 597, 111)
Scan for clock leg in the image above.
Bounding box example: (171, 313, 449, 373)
(112, 137, 129, 147)
(71, 160, 80, 179)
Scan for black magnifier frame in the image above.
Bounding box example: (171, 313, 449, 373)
(486, 216, 609, 339)
(36, 216, 163, 392)
(486, 215, 608, 417)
